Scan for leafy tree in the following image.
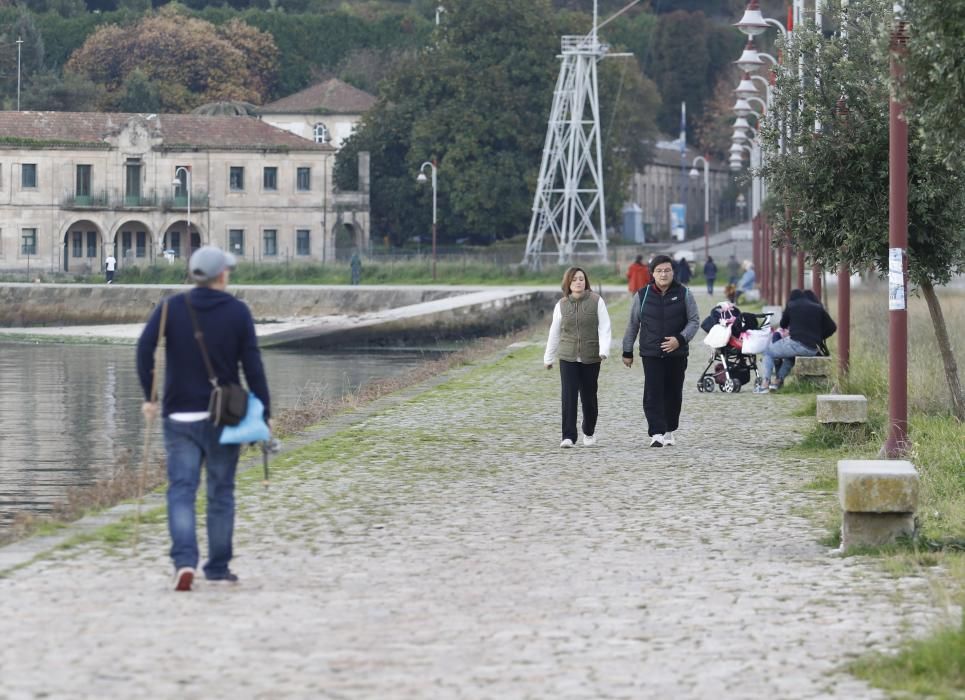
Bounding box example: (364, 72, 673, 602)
(759, 0, 964, 419)
(905, 0, 965, 168)
(22, 68, 103, 110)
(0, 10, 45, 109)
(64, 7, 279, 111)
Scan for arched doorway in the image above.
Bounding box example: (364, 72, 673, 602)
(112, 220, 154, 267)
(333, 222, 360, 261)
(162, 221, 203, 260)
(62, 221, 103, 273)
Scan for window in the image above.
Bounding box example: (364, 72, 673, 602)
(170, 231, 181, 258)
(121, 231, 133, 258)
(229, 167, 245, 192)
(21, 164, 37, 188)
(296, 167, 311, 192)
(296, 229, 311, 256)
(263, 229, 277, 257)
(313, 123, 330, 144)
(72, 231, 82, 258)
(263, 167, 278, 191)
(125, 161, 141, 202)
(174, 166, 189, 198)
(76, 165, 91, 198)
(136, 231, 146, 258)
(21, 228, 37, 255)
(229, 229, 245, 256)
(86, 231, 97, 258)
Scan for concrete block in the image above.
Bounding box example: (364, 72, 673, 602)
(816, 394, 868, 424)
(795, 356, 832, 378)
(842, 512, 915, 549)
(838, 460, 919, 513)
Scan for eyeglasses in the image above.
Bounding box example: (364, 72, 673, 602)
(653, 268, 674, 275)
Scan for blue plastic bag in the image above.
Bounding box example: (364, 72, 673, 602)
(219, 392, 270, 445)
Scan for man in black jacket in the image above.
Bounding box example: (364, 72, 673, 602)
(137, 245, 271, 591)
(755, 289, 837, 393)
(622, 254, 701, 447)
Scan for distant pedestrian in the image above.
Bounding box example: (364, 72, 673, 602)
(136, 245, 272, 591)
(703, 256, 718, 295)
(735, 262, 756, 303)
(675, 256, 692, 284)
(105, 253, 117, 284)
(544, 266, 611, 448)
(350, 251, 362, 285)
(626, 255, 651, 295)
(622, 254, 700, 447)
(727, 255, 741, 285)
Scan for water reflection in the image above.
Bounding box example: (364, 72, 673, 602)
(0, 341, 441, 533)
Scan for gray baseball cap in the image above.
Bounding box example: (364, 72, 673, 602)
(188, 245, 237, 283)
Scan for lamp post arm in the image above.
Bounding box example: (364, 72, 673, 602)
(764, 18, 787, 37)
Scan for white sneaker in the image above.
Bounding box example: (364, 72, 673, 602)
(662, 432, 675, 446)
(560, 438, 575, 448)
(582, 434, 597, 447)
(649, 435, 664, 448)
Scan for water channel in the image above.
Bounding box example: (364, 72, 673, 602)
(0, 341, 445, 535)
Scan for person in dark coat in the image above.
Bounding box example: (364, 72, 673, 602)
(755, 289, 837, 393)
(675, 256, 692, 285)
(622, 254, 700, 447)
(703, 257, 718, 295)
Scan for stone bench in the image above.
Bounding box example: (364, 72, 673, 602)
(838, 460, 919, 550)
(816, 394, 867, 424)
(794, 355, 833, 378)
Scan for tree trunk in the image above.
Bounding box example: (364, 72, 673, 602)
(921, 279, 965, 421)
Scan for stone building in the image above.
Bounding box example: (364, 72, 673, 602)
(259, 78, 377, 150)
(0, 111, 370, 273)
(630, 139, 735, 241)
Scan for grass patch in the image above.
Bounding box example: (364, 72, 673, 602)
(851, 621, 965, 699)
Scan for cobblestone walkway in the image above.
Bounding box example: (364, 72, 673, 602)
(0, 336, 948, 699)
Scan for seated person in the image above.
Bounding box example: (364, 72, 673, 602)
(755, 289, 837, 393)
(724, 283, 738, 303)
(734, 263, 756, 303)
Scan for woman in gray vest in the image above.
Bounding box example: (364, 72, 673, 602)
(544, 267, 612, 448)
(621, 254, 700, 447)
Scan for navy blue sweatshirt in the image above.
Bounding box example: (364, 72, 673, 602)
(779, 298, 837, 351)
(136, 288, 271, 419)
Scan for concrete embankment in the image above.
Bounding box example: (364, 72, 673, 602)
(0, 283, 458, 326)
(0, 283, 564, 348)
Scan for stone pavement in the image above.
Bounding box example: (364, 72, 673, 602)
(0, 334, 951, 699)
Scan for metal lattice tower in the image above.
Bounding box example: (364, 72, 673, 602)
(523, 6, 608, 268)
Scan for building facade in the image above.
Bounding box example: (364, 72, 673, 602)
(259, 78, 377, 150)
(0, 111, 370, 273)
(630, 139, 735, 241)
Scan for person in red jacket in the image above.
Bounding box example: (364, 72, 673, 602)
(626, 255, 651, 295)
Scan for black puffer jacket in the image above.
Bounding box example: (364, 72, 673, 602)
(622, 281, 700, 358)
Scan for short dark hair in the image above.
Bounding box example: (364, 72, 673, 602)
(650, 254, 674, 271)
(634, 255, 643, 264)
(789, 288, 805, 301)
(561, 266, 591, 295)
(803, 289, 820, 304)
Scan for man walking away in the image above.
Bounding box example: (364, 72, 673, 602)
(675, 256, 692, 285)
(727, 255, 741, 285)
(105, 253, 117, 284)
(703, 256, 718, 295)
(136, 245, 271, 591)
(626, 255, 651, 296)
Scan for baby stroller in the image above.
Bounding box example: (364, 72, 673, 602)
(697, 302, 773, 393)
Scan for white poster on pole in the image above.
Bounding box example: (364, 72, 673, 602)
(889, 247, 905, 310)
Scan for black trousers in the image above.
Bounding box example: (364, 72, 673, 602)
(559, 360, 601, 442)
(641, 355, 688, 437)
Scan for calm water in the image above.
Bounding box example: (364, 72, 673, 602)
(0, 341, 443, 534)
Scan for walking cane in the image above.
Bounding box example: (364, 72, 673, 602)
(134, 300, 168, 550)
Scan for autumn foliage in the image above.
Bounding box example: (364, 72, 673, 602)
(65, 9, 279, 113)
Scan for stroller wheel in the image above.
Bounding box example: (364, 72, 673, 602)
(721, 378, 736, 393)
(701, 376, 716, 394)
(731, 378, 743, 393)
(697, 380, 704, 392)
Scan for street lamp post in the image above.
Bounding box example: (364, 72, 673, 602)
(688, 155, 710, 259)
(172, 166, 191, 258)
(416, 159, 438, 281)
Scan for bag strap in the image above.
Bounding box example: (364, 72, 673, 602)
(639, 285, 650, 316)
(183, 293, 219, 390)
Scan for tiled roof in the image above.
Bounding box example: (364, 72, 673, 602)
(0, 111, 333, 151)
(260, 78, 377, 115)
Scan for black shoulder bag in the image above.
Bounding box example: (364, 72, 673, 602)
(184, 294, 248, 427)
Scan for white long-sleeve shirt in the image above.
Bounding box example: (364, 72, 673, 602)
(543, 296, 612, 365)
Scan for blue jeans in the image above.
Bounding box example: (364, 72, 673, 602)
(762, 337, 818, 385)
(163, 418, 241, 578)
